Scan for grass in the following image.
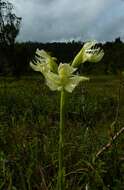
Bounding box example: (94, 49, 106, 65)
(0, 74, 124, 189)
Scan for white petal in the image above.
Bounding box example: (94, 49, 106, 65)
(36, 49, 58, 73)
(64, 75, 89, 93)
(30, 62, 41, 72)
(45, 72, 61, 91)
(83, 41, 97, 50)
(87, 50, 104, 62)
(58, 63, 77, 78)
(36, 49, 49, 59)
(30, 61, 49, 74)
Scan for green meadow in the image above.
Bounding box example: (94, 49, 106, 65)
(0, 75, 124, 189)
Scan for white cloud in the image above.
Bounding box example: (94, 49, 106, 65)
(9, 0, 124, 42)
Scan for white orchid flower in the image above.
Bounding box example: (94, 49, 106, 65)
(30, 50, 89, 93)
(30, 49, 58, 74)
(45, 63, 89, 93)
(29, 42, 104, 190)
(72, 41, 104, 67)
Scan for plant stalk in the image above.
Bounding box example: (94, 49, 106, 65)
(58, 89, 65, 190)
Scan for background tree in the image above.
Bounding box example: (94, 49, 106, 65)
(0, 0, 21, 45)
(0, 0, 21, 75)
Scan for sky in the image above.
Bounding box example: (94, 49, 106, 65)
(9, 0, 124, 42)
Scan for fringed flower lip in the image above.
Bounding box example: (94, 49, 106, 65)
(71, 41, 104, 67)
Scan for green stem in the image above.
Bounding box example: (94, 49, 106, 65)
(58, 90, 66, 190)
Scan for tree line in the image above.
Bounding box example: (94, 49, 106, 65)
(0, 38, 124, 77)
(0, 0, 124, 77)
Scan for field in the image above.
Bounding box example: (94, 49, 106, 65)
(0, 74, 124, 190)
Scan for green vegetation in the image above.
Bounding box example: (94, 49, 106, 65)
(0, 75, 124, 189)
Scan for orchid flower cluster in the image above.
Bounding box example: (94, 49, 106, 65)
(30, 41, 104, 92)
(30, 41, 104, 189)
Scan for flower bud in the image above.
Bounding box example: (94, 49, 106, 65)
(72, 41, 104, 67)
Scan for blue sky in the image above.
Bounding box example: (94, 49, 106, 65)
(10, 0, 124, 42)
